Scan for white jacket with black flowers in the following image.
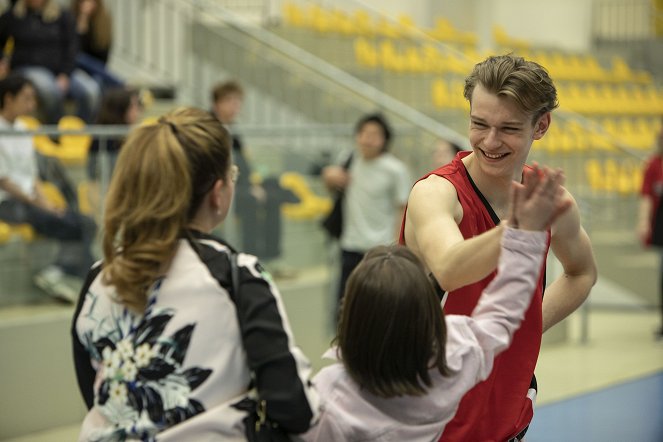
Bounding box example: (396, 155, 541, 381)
(72, 230, 319, 441)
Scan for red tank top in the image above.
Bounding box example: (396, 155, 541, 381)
(399, 152, 550, 441)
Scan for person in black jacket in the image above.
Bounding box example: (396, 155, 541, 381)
(71, 107, 319, 440)
(71, 0, 123, 90)
(211, 81, 299, 274)
(0, 0, 101, 122)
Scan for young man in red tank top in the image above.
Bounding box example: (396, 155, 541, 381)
(400, 54, 597, 441)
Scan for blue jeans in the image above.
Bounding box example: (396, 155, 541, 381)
(15, 66, 101, 123)
(0, 199, 96, 278)
(76, 53, 124, 90)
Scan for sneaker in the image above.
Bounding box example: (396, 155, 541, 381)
(34, 266, 79, 304)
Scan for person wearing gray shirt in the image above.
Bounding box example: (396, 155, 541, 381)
(322, 113, 411, 315)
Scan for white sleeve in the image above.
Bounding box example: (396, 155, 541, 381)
(0, 144, 11, 179)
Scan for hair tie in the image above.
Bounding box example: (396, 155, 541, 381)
(158, 117, 179, 135)
(167, 121, 179, 135)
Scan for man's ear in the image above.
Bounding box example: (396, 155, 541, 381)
(533, 112, 551, 140)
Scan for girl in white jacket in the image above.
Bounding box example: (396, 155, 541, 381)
(298, 166, 570, 442)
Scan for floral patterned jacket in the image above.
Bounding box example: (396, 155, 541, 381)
(71, 230, 319, 441)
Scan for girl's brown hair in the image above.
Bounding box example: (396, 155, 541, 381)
(71, 0, 112, 51)
(102, 107, 231, 312)
(336, 245, 450, 398)
(96, 87, 138, 125)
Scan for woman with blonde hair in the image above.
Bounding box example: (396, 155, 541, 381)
(71, 107, 318, 440)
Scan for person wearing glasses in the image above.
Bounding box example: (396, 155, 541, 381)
(71, 107, 319, 440)
(211, 80, 299, 277)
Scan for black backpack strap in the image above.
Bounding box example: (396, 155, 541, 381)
(342, 152, 354, 170)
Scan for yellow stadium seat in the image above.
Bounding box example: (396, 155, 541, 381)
(331, 9, 353, 35)
(354, 38, 379, 67)
(0, 222, 10, 244)
(3, 36, 13, 57)
(279, 172, 332, 220)
(429, 18, 455, 42)
(379, 40, 405, 72)
(376, 17, 400, 39)
(397, 14, 418, 38)
(10, 224, 35, 242)
(609, 56, 635, 82)
(603, 159, 620, 192)
(352, 10, 375, 37)
(404, 47, 425, 73)
(282, 2, 307, 27)
(583, 55, 609, 82)
(432, 79, 452, 109)
(16, 115, 60, 156)
(57, 116, 91, 165)
(0, 183, 68, 243)
(77, 181, 95, 216)
(310, 5, 332, 33)
(39, 181, 67, 210)
(585, 159, 604, 191)
(446, 51, 470, 75)
(421, 44, 446, 73)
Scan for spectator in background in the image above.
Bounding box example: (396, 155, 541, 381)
(211, 80, 298, 276)
(637, 117, 663, 339)
(85, 87, 141, 215)
(0, 75, 96, 302)
(432, 138, 462, 168)
(0, 0, 101, 123)
(86, 87, 141, 181)
(71, 0, 123, 90)
(322, 113, 411, 314)
(72, 108, 318, 440)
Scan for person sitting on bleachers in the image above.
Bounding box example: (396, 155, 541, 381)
(84, 87, 141, 215)
(71, 0, 123, 90)
(87, 87, 141, 181)
(0, 0, 101, 123)
(0, 75, 96, 302)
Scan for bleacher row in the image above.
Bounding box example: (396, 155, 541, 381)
(584, 158, 643, 195)
(353, 38, 654, 85)
(280, 3, 661, 169)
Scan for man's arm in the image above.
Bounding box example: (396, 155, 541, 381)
(542, 190, 597, 332)
(404, 174, 504, 292)
(0, 177, 62, 214)
(0, 177, 34, 205)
